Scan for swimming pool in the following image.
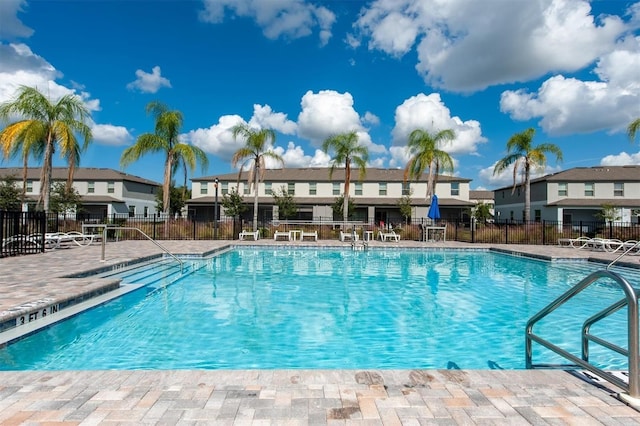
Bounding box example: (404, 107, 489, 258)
(0, 248, 635, 371)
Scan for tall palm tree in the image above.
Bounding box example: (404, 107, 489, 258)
(404, 128, 455, 200)
(629, 118, 640, 143)
(231, 123, 284, 231)
(493, 127, 563, 222)
(322, 131, 369, 223)
(0, 85, 92, 212)
(121, 101, 208, 215)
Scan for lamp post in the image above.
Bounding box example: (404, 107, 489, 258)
(214, 177, 219, 240)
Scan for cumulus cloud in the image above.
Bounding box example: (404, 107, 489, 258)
(389, 93, 486, 168)
(500, 37, 640, 135)
(601, 151, 640, 166)
(126, 66, 171, 94)
(199, 0, 336, 46)
(272, 142, 331, 168)
(477, 162, 562, 189)
(185, 114, 246, 162)
(353, 0, 631, 92)
(296, 90, 386, 154)
(0, 43, 100, 112)
(248, 104, 297, 135)
(0, 0, 33, 39)
(91, 123, 133, 146)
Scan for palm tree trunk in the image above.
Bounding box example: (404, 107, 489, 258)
(343, 161, 351, 223)
(253, 162, 259, 232)
(426, 161, 436, 200)
(41, 136, 55, 212)
(163, 156, 173, 215)
(524, 163, 531, 222)
(21, 152, 28, 203)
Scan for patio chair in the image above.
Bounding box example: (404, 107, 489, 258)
(239, 230, 259, 240)
(273, 230, 292, 241)
(300, 230, 318, 241)
(340, 231, 358, 242)
(45, 231, 95, 249)
(378, 229, 400, 242)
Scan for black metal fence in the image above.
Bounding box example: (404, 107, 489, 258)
(4, 210, 640, 258)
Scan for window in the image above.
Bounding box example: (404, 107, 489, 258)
(451, 182, 459, 196)
(379, 183, 387, 196)
(584, 182, 595, 197)
(221, 182, 228, 195)
(200, 184, 208, 195)
(614, 182, 624, 197)
(265, 182, 272, 195)
(558, 182, 567, 196)
(309, 182, 317, 195)
(107, 181, 115, 194)
(87, 181, 95, 194)
(534, 209, 541, 222)
(128, 205, 135, 217)
(26, 180, 33, 193)
(287, 182, 295, 195)
(244, 183, 250, 195)
(332, 183, 340, 195)
(143, 206, 149, 218)
(402, 182, 410, 196)
(355, 182, 362, 196)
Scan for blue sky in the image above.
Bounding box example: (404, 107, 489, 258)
(0, 0, 639, 190)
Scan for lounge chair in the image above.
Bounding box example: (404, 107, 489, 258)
(340, 231, 359, 242)
(1, 234, 42, 250)
(300, 230, 318, 241)
(239, 230, 259, 240)
(45, 231, 95, 249)
(378, 229, 400, 242)
(558, 236, 593, 249)
(273, 230, 292, 241)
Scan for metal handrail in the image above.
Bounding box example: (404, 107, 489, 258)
(608, 240, 640, 269)
(525, 269, 640, 397)
(98, 226, 184, 273)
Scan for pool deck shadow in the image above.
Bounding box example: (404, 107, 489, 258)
(1, 239, 639, 424)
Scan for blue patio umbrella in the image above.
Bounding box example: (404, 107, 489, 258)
(427, 194, 440, 221)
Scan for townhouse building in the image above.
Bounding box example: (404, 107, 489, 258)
(187, 167, 475, 225)
(0, 167, 161, 217)
(493, 165, 640, 223)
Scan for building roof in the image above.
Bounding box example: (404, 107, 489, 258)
(0, 167, 161, 186)
(469, 190, 494, 200)
(193, 168, 471, 183)
(546, 198, 640, 207)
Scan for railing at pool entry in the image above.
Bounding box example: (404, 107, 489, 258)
(525, 269, 640, 398)
(86, 224, 184, 274)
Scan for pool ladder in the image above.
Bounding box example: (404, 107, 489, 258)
(351, 229, 368, 251)
(525, 269, 640, 398)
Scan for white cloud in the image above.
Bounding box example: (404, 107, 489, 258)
(272, 142, 331, 168)
(0, 43, 100, 112)
(126, 66, 171, 94)
(477, 162, 561, 189)
(354, 0, 631, 92)
(91, 123, 133, 146)
(199, 0, 336, 46)
(363, 111, 380, 126)
(185, 114, 246, 161)
(601, 151, 640, 166)
(391, 93, 486, 157)
(248, 104, 297, 135)
(296, 89, 386, 154)
(0, 0, 33, 39)
(500, 37, 640, 135)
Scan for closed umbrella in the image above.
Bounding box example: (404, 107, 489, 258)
(427, 194, 440, 221)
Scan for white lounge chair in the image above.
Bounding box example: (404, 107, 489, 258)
(239, 230, 259, 240)
(45, 231, 95, 249)
(340, 231, 359, 242)
(273, 230, 292, 241)
(1, 234, 42, 250)
(378, 229, 400, 242)
(300, 230, 318, 241)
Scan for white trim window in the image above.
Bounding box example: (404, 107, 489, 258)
(584, 182, 595, 197)
(614, 182, 624, 197)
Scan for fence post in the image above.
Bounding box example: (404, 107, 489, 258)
(193, 217, 196, 240)
(471, 219, 475, 243)
(153, 214, 157, 240)
(505, 221, 508, 244)
(542, 220, 546, 245)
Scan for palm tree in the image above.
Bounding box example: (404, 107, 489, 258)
(121, 101, 208, 215)
(493, 127, 563, 222)
(0, 85, 92, 212)
(629, 118, 640, 143)
(404, 128, 455, 200)
(231, 123, 284, 231)
(322, 131, 369, 223)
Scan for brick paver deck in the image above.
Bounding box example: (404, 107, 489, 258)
(1, 239, 639, 424)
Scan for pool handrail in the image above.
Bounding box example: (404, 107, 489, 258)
(95, 225, 184, 273)
(525, 269, 639, 398)
(607, 240, 640, 269)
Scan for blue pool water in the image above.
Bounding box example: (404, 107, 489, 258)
(0, 249, 636, 371)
